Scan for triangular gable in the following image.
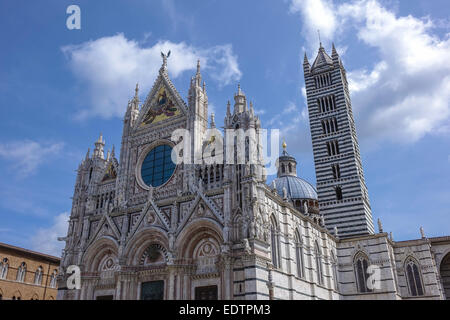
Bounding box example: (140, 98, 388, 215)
(101, 161, 117, 182)
(176, 187, 224, 235)
(136, 69, 188, 128)
(127, 194, 170, 241)
(87, 211, 121, 246)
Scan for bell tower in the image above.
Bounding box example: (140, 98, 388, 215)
(303, 43, 375, 237)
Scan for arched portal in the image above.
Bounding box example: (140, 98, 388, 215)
(440, 253, 450, 300)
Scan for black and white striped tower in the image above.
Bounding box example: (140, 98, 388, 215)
(303, 43, 375, 237)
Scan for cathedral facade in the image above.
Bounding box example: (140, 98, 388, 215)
(57, 45, 450, 300)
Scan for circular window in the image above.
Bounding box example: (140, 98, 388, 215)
(140, 144, 176, 188)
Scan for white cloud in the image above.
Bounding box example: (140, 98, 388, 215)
(0, 140, 64, 177)
(290, 0, 450, 144)
(30, 212, 69, 257)
(62, 34, 242, 119)
(290, 0, 337, 49)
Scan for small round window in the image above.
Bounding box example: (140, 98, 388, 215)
(141, 144, 176, 188)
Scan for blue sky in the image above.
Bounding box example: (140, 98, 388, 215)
(0, 0, 449, 256)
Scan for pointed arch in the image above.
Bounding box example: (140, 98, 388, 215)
(49, 269, 58, 288)
(82, 236, 119, 272)
(294, 229, 304, 278)
(34, 266, 43, 285)
(315, 241, 324, 285)
(0, 258, 8, 280)
(331, 251, 339, 290)
(16, 262, 26, 282)
(354, 251, 372, 293)
(405, 256, 424, 297)
(270, 215, 281, 269)
(439, 252, 450, 300)
(123, 227, 170, 266)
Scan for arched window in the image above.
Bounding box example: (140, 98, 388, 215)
(0, 258, 8, 279)
(295, 230, 305, 278)
(34, 266, 43, 285)
(288, 163, 292, 173)
(354, 253, 372, 293)
(405, 257, 424, 296)
(335, 186, 343, 200)
(331, 252, 339, 291)
(16, 262, 26, 282)
(315, 242, 324, 285)
(50, 270, 58, 288)
(281, 164, 285, 174)
(270, 216, 281, 269)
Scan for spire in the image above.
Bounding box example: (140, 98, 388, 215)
(332, 43, 340, 63)
(134, 83, 139, 99)
(210, 112, 216, 128)
(250, 101, 254, 117)
(111, 145, 115, 158)
(85, 148, 90, 162)
(311, 43, 333, 71)
(93, 133, 105, 159)
(234, 83, 246, 114)
(226, 100, 231, 116)
(303, 52, 309, 65)
(196, 59, 201, 75)
(130, 83, 140, 111)
(377, 219, 383, 233)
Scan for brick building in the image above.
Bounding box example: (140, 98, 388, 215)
(0, 242, 60, 300)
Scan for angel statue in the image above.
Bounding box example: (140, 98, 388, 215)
(161, 50, 171, 68)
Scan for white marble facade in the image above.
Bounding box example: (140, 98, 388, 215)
(57, 46, 450, 300)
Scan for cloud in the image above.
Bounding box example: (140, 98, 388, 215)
(62, 33, 242, 119)
(290, 0, 450, 144)
(290, 0, 337, 49)
(29, 212, 69, 257)
(0, 140, 64, 177)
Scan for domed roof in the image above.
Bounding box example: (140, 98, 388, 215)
(273, 175, 318, 201)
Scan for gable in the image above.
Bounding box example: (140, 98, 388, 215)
(136, 69, 188, 129)
(141, 85, 181, 127)
(102, 162, 117, 182)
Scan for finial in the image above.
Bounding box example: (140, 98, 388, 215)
(210, 112, 216, 128)
(135, 83, 139, 97)
(282, 139, 287, 150)
(197, 59, 201, 74)
(85, 148, 90, 161)
(96, 132, 104, 144)
(318, 30, 322, 47)
(377, 219, 383, 233)
(111, 145, 115, 157)
(420, 226, 426, 239)
(161, 50, 171, 70)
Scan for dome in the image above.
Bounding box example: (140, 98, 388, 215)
(273, 175, 318, 201)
